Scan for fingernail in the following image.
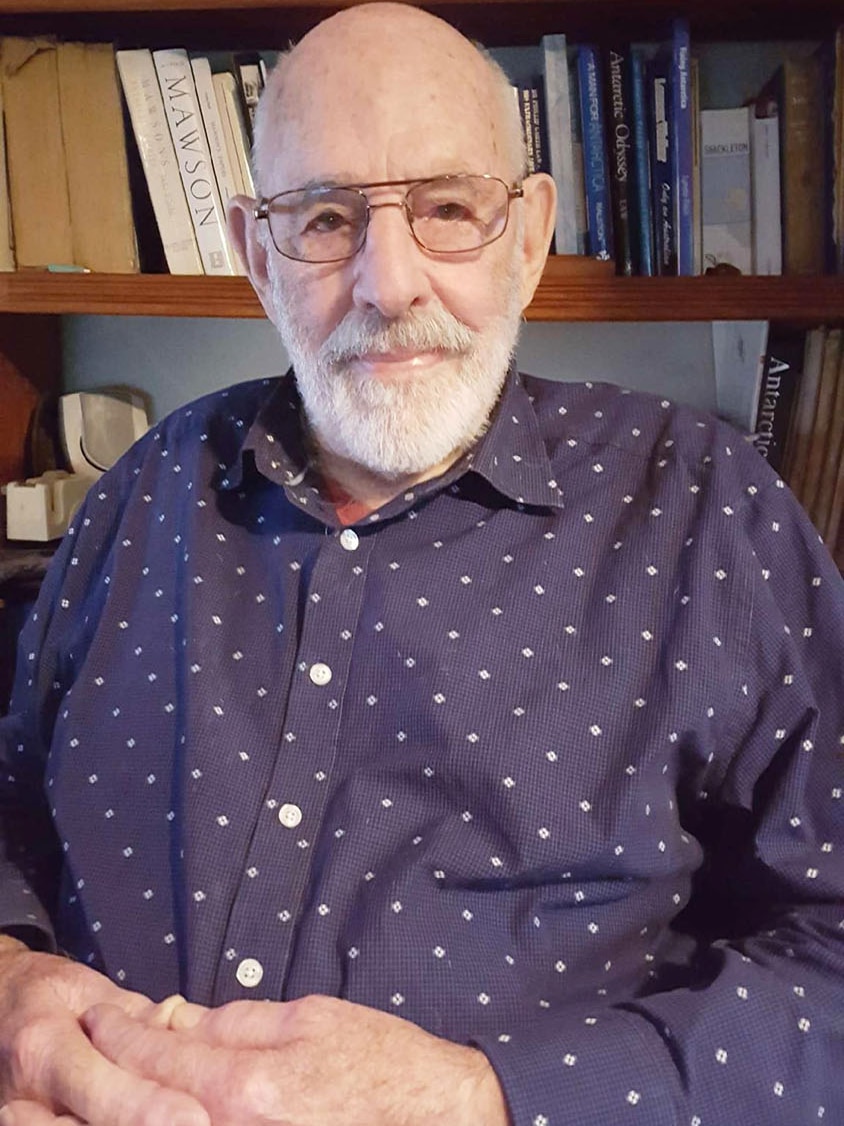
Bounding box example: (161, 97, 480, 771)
(169, 1001, 205, 1031)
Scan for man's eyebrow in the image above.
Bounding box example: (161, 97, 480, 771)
(288, 169, 482, 193)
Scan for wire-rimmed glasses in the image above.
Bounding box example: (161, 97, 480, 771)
(253, 173, 524, 263)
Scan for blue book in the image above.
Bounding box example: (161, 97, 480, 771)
(646, 50, 675, 275)
(670, 17, 694, 275)
(630, 47, 655, 276)
(576, 45, 614, 261)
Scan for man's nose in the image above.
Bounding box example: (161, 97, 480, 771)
(351, 202, 432, 319)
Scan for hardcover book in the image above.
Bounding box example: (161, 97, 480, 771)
(2, 36, 74, 269)
(57, 41, 139, 274)
(630, 47, 654, 277)
(212, 69, 255, 197)
(784, 326, 826, 497)
(577, 44, 614, 261)
(116, 48, 203, 275)
(646, 50, 675, 275)
(0, 75, 15, 270)
(541, 34, 580, 255)
(803, 327, 843, 524)
(700, 107, 752, 275)
(153, 47, 235, 276)
(669, 18, 694, 275)
(748, 94, 782, 276)
(751, 325, 805, 474)
(603, 44, 635, 275)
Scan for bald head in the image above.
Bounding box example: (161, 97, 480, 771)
(252, 2, 525, 195)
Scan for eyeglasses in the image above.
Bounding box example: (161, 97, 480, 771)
(253, 174, 524, 263)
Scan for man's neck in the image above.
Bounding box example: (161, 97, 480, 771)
(314, 445, 463, 522)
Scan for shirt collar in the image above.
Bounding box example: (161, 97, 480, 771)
(217, 365, 563, 511)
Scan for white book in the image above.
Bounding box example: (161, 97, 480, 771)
(153, 47, 234, 276)
(711, 319, 769, 433)
(116, 48, 202, 275)
(190, 55, 245, 274)
(541, 34, 579, 255)
(213, 70, 255, 197)
(749, 101, 782, 276)
(700, 107, 752, 275)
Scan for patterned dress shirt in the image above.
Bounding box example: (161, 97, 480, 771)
(2, 369, 843, 1126)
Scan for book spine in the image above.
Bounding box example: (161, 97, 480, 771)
(213, 70, 255, 197)
(190, 56, 240, 207)
(577, 45, 614, 261)
(752, 327, 805, 475)
(646, 53, 675, 275)
(629, 48, 654, 277)
(782, 56, 826, 275)
(541, 34, 579, 255)
(0, 75, 15, 270)
(567, 51, 589, 255)
(700, 107, 752, 275)
(116, 49, 202, 275)
(604, 45, 635, 275)
(749, 98, 782, 276)
(690, 54, 703, 275)
(153, 47, 234, 276)
(670, 17, 694, 276)
(835, 28, 844, 275)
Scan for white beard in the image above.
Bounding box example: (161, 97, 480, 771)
(266, 258, 524, 480)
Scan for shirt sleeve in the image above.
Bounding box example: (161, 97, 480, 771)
(0, 459, 134, 950)
(474, 475, 844, 1126)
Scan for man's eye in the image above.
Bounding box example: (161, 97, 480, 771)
(304, 209, 352, 234)
(428, 201, 472, 222)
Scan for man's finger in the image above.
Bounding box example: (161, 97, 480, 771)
(0, 1101, 85, 1126)
(37, 1015, 210, 1126)
(83, 1003, 225, 1105)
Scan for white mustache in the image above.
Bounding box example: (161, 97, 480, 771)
(320, 306, 475, 364)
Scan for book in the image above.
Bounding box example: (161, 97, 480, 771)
(700, 107, 752, 275)
(0, 74, 15, 270)
(152, 47, 235, 276)
(748, 93, 782, 275)
(813, 339, 844, 539)
(712, 319, 769, 433)
(784, 326, 827, 498)
(669, 17, 694, 276)
(235, 52, 264, 141)
(803, 327, 843, 523)
(690, 54, 703, 276)
(541, 34, 580, 255)
(630, 46, 654, 277)
(518, 84, 551, 176)
(604, 44, 635, 275)
(1, 36, 74, 269)
(212, 69, 255, 197)
(752, 325, 805, 474)
(824, 348, 844, 553)
(190, 55, 245, 275)
(567, 50, 589, 255)
(116, 48, 203, 275)
(577, 45, 614, 261)
(761, 54, 826, 275)
(646, 50, 675, 275)
(57, 41, 139, 274)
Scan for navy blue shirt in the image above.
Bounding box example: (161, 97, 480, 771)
(3, 370, 843, 1125)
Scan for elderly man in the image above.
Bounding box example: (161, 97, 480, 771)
(1, 3, 842, 1124)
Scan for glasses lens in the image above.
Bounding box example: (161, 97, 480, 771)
(267, 187, 367, 262)
(408, 176, 510, 252)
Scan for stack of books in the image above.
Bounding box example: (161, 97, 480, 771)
(0, 37, 272, 275)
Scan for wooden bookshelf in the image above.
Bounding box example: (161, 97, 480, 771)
(0, 266, 842, 323)
(0, 0, 840, 328)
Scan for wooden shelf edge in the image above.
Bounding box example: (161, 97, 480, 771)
(0, 266, 842, 323)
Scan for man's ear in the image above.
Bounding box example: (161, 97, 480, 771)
(227, 195, 277, 319)
(518, 172, 557, 311)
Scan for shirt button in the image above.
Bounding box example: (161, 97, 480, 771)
(278, 803, 303, 829)
(309, 662, 332, 686)
(339, 528, 359, 551)
(235, 958, 264, 988)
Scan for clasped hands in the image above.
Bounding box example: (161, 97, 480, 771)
(0, 939, 507, 1125)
